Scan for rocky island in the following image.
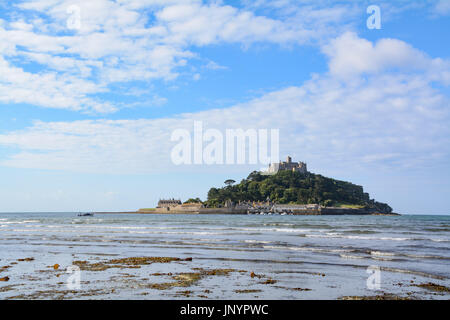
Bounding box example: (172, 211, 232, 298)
(139, 157, 398, 216)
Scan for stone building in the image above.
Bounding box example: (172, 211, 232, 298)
(157, 199, 182, 208)
(268, 156, 307, 174)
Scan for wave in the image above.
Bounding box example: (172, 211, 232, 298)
(238, 227, 313, 233)
(0, 220, 37, 224)
(371, 250, 449, 261)
(306, 233, 411, 241)
(262, 223, 335, 229)
(339, 251, 399, 261)
(243, 240, 273, 244)
(424, 228, 450, 232)
(126, 229, 237, 236)
(263, 245, 352, 255)
(430, 238, 450, 242)
(371, 256, 398, 261)
(71, 225, 148, 230)
(263, 223, 294, 227)
(370, 251, 396, 256)
(380, 267, 446, 280)
(342, 230, 378, 235)
(403, 253, 450, 260)
(340, 254, 366, 260)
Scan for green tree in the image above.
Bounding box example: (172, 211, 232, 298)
(205, 170, 392, 213)
(184, 198, 203, 204)
(224, 179, 236, 187)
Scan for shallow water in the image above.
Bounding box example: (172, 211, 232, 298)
(0, 213, 449, 299)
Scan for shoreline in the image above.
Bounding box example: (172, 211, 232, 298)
(94, 210, 401, 216)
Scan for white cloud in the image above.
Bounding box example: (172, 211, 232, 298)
(0, 0, 363, 113)
(433, 0, 450, 15)
(0, 56, 115, 113)
(203, 60, 228, 70)
(1, 34, 448, 174)
(323, 32, 450, 84)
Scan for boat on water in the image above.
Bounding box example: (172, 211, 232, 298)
(78, 212, 94, 217)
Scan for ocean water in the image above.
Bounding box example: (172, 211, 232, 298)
(0, 212, 449, 300)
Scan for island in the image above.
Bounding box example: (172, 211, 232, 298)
(136, 157, 399, 216)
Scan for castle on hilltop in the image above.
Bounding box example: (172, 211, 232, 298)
(268, 156, 307, 174)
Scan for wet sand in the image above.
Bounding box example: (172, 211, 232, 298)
(1, 253, 449, 300)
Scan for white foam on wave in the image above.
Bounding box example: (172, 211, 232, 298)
(263, 245, 352, 254)
(198, 238, 229, 242)
(430, 238, 450, 242)
(403, 253, 450, 260)
(83, 225, 147, 230)
(71, 225, 180, 230)
(381, 267, 444, 280)
(1, 221, 31, 224)
(371, 251, 396, 256)
(166, 231, 228, 236)
(239, 227, 312, 233)
(340, 254, 366, 260)
(129, 230, 228, 236)
(244, 239, 272, 244)
(11, 228, 75, 233)
(366, 250, 447, 261)
(305, 233, 410, 241)
(371, 256, 396, 261)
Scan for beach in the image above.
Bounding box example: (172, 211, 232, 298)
(0, 213, 449, 300)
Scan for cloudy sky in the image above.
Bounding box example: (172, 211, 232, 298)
(0, 0, 449, 213)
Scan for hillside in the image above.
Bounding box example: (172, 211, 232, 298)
(206, 170, 392, 213)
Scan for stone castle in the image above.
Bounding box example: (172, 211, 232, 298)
(268, 156, 307, 174)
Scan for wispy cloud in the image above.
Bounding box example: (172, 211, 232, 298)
(433, 0, 450, 16)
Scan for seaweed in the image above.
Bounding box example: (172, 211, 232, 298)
(414, 282, 450, 293)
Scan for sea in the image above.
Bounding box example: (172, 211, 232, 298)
(0, 212, 449, 300)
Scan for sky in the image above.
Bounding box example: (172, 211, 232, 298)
(0, 0, 449, 214)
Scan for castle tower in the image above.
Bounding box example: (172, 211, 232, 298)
(267, 156, 307, 174)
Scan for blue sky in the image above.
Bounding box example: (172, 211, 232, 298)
(0, 0, 449, 214)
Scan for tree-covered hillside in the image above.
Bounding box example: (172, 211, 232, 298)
(206, 170, 392, 213)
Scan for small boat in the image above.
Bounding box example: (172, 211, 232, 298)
(78, 212, 94, 217)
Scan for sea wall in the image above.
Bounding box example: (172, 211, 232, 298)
(319, 207, 370, 215)
(139, 207, 247, 214)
